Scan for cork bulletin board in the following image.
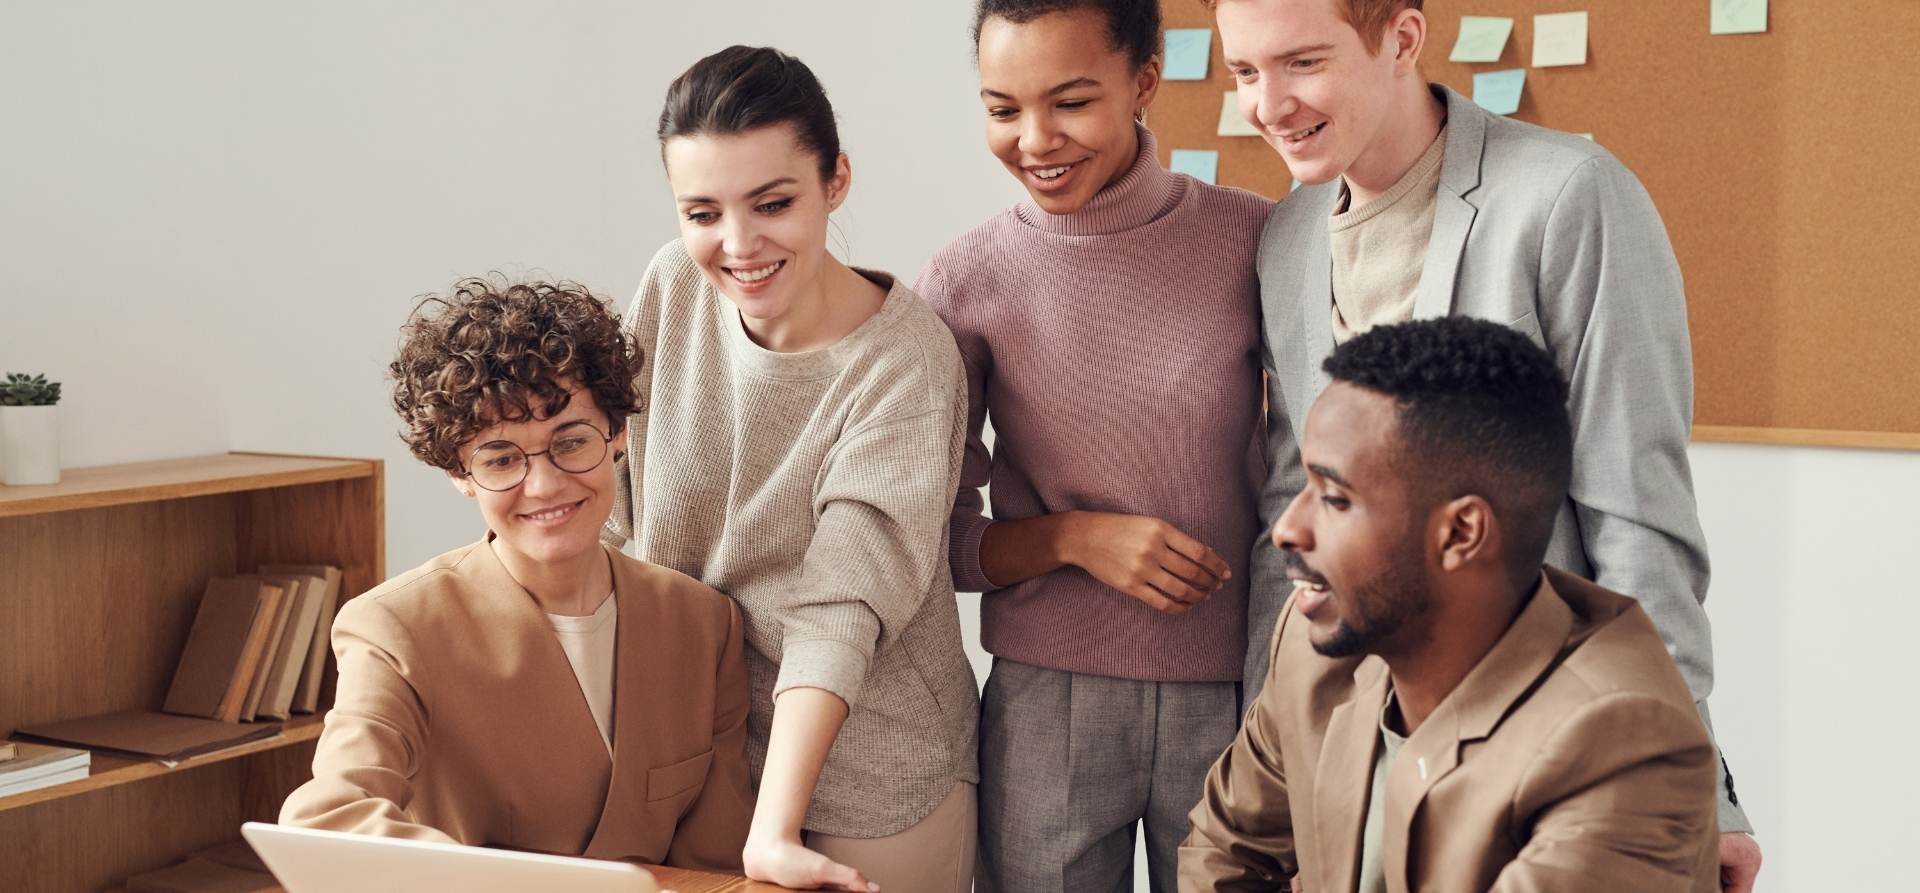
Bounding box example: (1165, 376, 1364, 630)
(1151, 1, 1920, 451)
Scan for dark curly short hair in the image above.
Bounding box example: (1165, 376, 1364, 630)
(973, 0, 1162, 71)
(1323, 317, 1572, 584)
(388, 276, 644, 473)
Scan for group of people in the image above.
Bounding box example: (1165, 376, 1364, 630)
(278, 1, 1764, 891)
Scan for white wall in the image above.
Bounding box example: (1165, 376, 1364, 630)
(2, 3, 1911, 890)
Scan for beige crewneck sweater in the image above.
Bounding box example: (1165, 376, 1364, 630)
(604, 240, 977, 838)
(1330, 126, 1448, 342)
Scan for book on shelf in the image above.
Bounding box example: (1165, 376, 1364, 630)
(241, 572, 326, 721)
(0, 741, 14, 762)
(260, 563, 343, 714)
(0, 741, 90, 798)
(15, 710, 282, 762)
(236, 581, 294, 722)
(161, 577, 272, 721)
(125, 855, 278, 893)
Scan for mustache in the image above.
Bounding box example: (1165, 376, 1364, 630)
(1278, 550, 1328, 587)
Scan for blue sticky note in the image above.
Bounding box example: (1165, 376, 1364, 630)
(1163, 29, 1212, 80)
(1711, 0, 1767, 35)
(1169, 149, 1219, 184)
(1472, 69, 1526, 116)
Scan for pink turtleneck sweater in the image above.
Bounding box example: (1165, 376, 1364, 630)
(915, 126, 1273, 682)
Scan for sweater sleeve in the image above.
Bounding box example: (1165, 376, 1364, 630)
(773, 408, 961, 707)
(912, 261, 999, 594)
(603, 245, 670, 550)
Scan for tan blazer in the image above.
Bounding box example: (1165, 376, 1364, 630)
(280, 539, 752, 870)
(1181, 568, 1718, 892)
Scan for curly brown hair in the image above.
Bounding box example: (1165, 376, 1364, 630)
(388, 275, 644, 473)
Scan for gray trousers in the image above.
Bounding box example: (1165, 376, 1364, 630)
(977, 658, 1242, 893)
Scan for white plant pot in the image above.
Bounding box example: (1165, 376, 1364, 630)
(1, 405, 61, 486)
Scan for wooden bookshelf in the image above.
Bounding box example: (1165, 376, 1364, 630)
(0, 452, 383, 893)
(0, 715, 324, 815)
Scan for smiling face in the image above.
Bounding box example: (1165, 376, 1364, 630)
(976, 8, 1160, 215)
(1216, 0, 1419, 188)
(1272, 381, 1435, 658)
(664, 124, 848, 332)
(452, 381, 622, 570)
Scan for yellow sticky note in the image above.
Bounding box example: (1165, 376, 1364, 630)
(1450, 16, 1514, 63)
(1532, 12, 1588, 68)
(1217, 91, 1260, 137)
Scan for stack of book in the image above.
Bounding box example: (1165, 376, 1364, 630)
(161, 564, 344, 724)
(0, 741, 91, 798)
(9, 564, 344, 766)
(125, 839, 279, 893)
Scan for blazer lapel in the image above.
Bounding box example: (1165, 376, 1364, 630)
(1411, 86, 1489, 321)
(584, 545, 656, 857)
(1313, 658, 1390, 893)
(1380, 573, 1574, 889)
(1302, 196, 1339, 405)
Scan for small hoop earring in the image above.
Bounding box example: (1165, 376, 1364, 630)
(1134, 107, 1147, 123)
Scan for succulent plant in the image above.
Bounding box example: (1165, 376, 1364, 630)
(0, 372, 62, 406)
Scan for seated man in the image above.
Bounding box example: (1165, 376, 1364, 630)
(1180, 317, 1718, 892)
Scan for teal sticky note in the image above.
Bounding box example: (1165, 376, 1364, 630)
(1711, 0, 1767, 35)
(1164, 29, 1212, 80)
(1169, 149, 1219, 184)
(1472, 69, 1526, 116)
(1449, 16, 1514, 63)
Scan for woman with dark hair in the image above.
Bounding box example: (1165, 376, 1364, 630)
(915, 1, 1274, 889)
(280, 277, 753, 871)
(605, 45, 978, 892)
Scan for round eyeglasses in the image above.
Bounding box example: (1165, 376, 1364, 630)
(461, 420, 616, 492)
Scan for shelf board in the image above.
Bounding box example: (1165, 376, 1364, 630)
(0, 452, 378, 518)
(0, 714, 323, 814)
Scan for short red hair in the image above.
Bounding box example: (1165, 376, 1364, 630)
(1202, 0, 1424, 56)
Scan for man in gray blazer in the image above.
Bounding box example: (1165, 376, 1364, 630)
(1206, 0, 1762, 888)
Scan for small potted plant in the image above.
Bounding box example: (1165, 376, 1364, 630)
(1, 372, 63, 485)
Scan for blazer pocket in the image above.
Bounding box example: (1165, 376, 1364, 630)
(645, 749, 713, 803)
(1508, 311, 1547, 350)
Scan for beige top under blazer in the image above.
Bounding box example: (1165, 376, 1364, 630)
(1181, 568, 1719, 892)
(279, 538, 753, 870)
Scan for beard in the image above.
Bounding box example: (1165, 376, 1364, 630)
(1311, 528, 1433, 659)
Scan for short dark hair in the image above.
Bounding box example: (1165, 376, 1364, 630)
(1323, 317, 1573, 585)
(973, 0, 1163, 71)
(389, 276, 644, 473)
(657, 45, 841, 182)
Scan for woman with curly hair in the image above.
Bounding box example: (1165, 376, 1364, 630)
(279, 277, 753, 871)
(604, 46, 977, 892)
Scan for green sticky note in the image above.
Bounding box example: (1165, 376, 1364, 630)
(1711, 0, 1767, 35)
(1169, 149, 1219, 184)
(1164, 29, 1212, 80)
(1532, 12, 1588, 67)
(1450, 16, 1514, 62)
(1217, 91, 1260, 137)
(1472, 69, 1526, 116)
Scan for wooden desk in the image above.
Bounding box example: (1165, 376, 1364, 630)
(646, 864, 802, 893)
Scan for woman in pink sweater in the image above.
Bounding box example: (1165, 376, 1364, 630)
(915, 2, 1274, 890)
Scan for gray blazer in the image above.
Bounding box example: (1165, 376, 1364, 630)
(1246, 85, 1749, 831)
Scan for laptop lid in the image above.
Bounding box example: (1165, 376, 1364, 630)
(240, 822, 662, 893)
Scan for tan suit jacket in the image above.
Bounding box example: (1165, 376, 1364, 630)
(1182, 568, 1718, 892)
(280, 538, 752, 870)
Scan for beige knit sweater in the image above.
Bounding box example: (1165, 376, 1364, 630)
(604, 240, 978, 838)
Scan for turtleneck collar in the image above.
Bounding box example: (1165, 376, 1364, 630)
(1014, 122, 1186, 238)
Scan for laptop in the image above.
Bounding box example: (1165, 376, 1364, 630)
(240, 822, 663, 893)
